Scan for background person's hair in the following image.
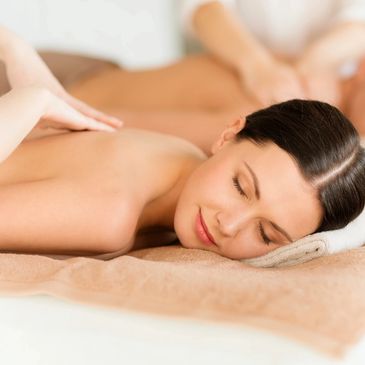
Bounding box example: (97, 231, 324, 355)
(236, 99, 365, 232)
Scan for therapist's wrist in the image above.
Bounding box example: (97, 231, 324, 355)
(237, 48, 275, 79)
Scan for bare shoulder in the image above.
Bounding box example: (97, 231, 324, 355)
(114, 128, 207, 159)
(105, 128, 207, 201)
(117, 127, 207, 186)
(104, 128, 207, 239)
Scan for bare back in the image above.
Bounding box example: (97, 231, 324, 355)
(0, 129, 206, 256)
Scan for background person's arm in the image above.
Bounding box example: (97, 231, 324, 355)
(296, 22, 365, 105)
(188, 1, 305, 105)
(298, 22, 365, 73)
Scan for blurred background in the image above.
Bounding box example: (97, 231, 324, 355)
(0, 0, 185, 69)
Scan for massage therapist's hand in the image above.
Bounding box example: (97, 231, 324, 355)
(296, 60, 341, 107)
(1, 27, 123, 131)
(38, 89, 119, 132)
(239, 56, 306, 107)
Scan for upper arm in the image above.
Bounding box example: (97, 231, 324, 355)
(0, 87, 49, 163)
(0, 177, 138, 256)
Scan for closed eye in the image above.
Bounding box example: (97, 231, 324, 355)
(232, 175, 272, 245)
(232, 176, 247, 197)
(258, 222, 272, 245)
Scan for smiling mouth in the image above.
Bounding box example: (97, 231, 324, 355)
(195, 208, 217, 247)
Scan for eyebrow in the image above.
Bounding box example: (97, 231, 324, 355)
(244, 162, 293, 243)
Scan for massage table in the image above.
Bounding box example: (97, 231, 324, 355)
(0, 294, 364, 365)
(0, 244, 363, 365)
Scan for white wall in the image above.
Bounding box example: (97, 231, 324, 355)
(0, 0, 183, 69)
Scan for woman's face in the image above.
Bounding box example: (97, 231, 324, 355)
(174, 119, 323, 260)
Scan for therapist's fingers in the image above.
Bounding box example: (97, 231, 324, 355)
(66, 95, 124, 129)
(41, 93, 117, 132)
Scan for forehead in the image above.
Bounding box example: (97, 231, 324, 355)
(233, 140, 303, 180)
(227, 140, 323, 238)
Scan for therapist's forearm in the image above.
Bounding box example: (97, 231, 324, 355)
(0, 87, 50, 163)
(0, 25, 25, 63)
(299, 22, 365, 72)
(192, 1, 271, 73)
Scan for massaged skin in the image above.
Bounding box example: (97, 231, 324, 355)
(0, 121, 321, 259)
(0, 25, 324, 260)
(0, 26, 363, 261)
(1, 97, 365, 260)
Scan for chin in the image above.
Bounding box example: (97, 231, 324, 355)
(173, 214, 196, 249)
(174, 225, 191, 249)
(173, 200, 191, 243)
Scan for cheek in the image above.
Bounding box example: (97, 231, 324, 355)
(173, 163, 229, 246)
(182, 163, 227, 207)
(239, 241, 272, 259)
(225, 230, 275, 260)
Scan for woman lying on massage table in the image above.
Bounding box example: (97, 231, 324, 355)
(0, 26, 364, 267)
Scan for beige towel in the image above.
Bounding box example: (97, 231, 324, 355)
(0, 245, 364, 358)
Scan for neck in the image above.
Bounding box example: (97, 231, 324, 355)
(137, 160, 200, 232)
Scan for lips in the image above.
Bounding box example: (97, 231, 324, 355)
(200, 211, 216, 244)
(195, 209, 217, 246)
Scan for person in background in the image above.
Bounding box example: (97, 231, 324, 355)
(180, 0, 365, 133)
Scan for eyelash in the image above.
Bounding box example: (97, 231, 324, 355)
(232, 176, 247, 197)
(232, 176, 271, 245)
(258, 222, 271, 245)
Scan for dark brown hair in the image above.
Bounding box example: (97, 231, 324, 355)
(236, 99, 365, 232)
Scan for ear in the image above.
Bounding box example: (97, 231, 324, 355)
(211, 117, 246, 155)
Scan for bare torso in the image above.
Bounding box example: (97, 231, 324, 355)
(0, 129, 206, 256)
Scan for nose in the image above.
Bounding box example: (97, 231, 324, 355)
(215, 208, 252, 238)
